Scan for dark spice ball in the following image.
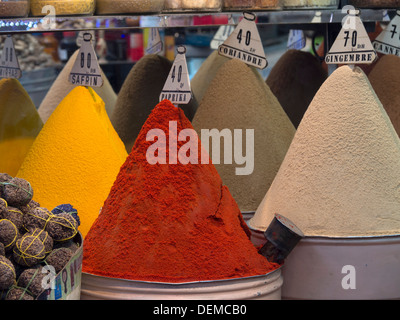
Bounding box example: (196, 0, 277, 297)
(52, 204, 80, 227)
(6, 252, 26, 279)
(0, 206, 23, 230)
(23, 207, 52, 232)
(45, 247, 73, 274)
(54, 239, 79, 253)
(26, 228, 53, 255)
(0, 198, 7, 215)
(20, 199, 40, 215)
(46, 213, 78, 242)
(13, 234, 46, 267)
(17, 267, 46, 298)
(0, 219, 18, 252)
(0, 173, 12, 198)
(0, 255, 16, 290)
(2, 177, 33, 207)
(5, 286, 34, 300)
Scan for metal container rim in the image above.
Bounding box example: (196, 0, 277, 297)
(82, 266, 282, 287)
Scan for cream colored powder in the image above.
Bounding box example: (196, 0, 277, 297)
(38, 50, 117, 123)
(192, 59, 295, 212)
(249, 66, 400, 237)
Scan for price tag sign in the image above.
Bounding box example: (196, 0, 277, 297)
(210, 25, 235, 50)
(218, 12, 268, 69)
(287, 30, 306, 50)
(373, 11, 400, 56)
(69, 32, 103, 88)
(160, 46, 192, 105)
(0, 36, 22, 79)
(325, 9, 377, 65)
(146, 28, 163, 55)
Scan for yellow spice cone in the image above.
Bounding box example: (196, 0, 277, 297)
(0, 78, 43, 176)
(17, 86, 128, 237)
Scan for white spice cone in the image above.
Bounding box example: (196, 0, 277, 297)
(249, 65, 400, 237)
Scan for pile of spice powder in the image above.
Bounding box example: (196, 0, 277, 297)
(17, 86, 128, 237)
(0, 78, 43, 176)
(192, 59, 295, 213)
(249, 66, 400, 237)
(191, 50, 229, 103)
(369, 54, 400, 138)
(110, 54, 198, 153)
(83, 99, 279, 283)
(39, 49, 117, 123)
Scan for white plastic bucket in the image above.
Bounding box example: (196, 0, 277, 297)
(80, 269, 283, 300)
(280, 235, 400, 300)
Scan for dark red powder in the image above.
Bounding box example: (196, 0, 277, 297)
(82, 99, 279, 283)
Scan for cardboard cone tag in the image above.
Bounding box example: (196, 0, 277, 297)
(218, 12, 268, 69)
(160, 45, 192, 105)
(0, 36, 22, 79)
(373, 11, 400, 57)
(326, 9, 377, 65)
(69, 32, 104, 88)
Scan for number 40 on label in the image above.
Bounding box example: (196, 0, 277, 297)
(236, 29, 251, 46)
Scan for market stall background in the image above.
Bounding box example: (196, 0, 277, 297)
(0, 0, 400, 301)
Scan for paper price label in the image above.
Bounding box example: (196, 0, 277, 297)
(218, 12, 268, 69)
(287, 30, 306, 50)
(373, 11, 400, 57)
(146, 28, 163, 55)
(160, 46, 192, 105)
(0, 36, 22, 79)
(325, 11, 377, 65)
(211, 25, 235, 50)
(69, 33, 103, 88)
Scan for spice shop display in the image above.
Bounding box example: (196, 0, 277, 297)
(17, 86, 128, 238)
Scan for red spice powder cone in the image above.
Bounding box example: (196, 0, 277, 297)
(82, 99, 278, 283)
